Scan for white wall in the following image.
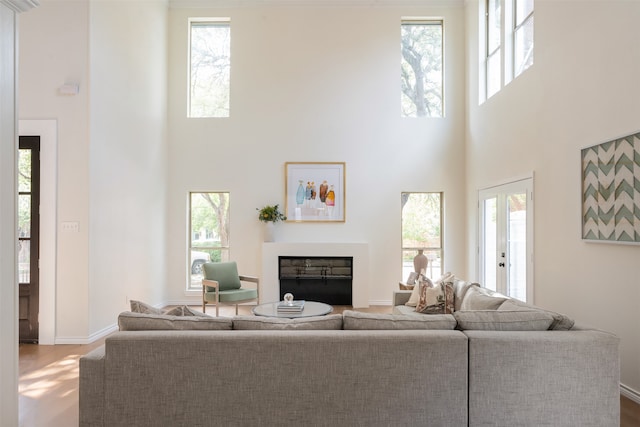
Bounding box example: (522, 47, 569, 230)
(166, 3, 468, 305)
(18, 0, 169, 341)
(465, 0, 640, 394)
(88, 0, 169, 335)
(18, 0, 91, 341)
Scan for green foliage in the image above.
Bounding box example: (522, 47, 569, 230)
(401, 192, 442, 248)
(257, 204, 286, 223)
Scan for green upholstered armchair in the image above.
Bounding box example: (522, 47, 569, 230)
(201, 261, 259, 316)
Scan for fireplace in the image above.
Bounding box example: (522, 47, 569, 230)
(278, 256, 353, 305)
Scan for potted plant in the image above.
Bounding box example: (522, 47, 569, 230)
(257, 204, 286, 241)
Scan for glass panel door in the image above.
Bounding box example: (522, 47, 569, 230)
(479, 178, 533, 302)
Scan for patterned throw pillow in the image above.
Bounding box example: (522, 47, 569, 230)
(415, 279, 454, 314)
(405, 272, 454, 307)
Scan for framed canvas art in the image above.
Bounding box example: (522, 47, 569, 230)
(581, 131, 640, 244)
(285, 162, 345, 222)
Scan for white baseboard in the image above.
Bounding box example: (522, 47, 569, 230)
(54, 323, 118, 345)
(621, 383, 640, 404)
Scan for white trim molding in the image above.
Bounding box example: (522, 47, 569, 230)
(0, 0, 38, 13)
(621, 383, 640, 405)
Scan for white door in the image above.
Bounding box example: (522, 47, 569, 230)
(478, 178, 533, 303)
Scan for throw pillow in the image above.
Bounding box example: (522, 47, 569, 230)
(451, 280, 480, 312)
(163, 305, 210, 317)
(130, 300, 164, 315)
(405, 272, 454, 307)
(343, 310, 456, 330)
(415, 279, 454, 314)
(453, 310, 555, 331)
(498, 299, 575, 330)
(459, 286, 507, 311)
(405, 281, 422, 307)
(232, 314, 343, 330)
(118, 311, 232, 331)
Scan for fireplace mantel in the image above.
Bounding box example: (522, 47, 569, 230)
(261, 242, 369, 308)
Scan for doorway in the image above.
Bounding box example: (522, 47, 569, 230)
(18, 136, 40, 343)
(478, 177, 534, 303)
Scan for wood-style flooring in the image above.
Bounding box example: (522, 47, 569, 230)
(18, 305, 640, 427)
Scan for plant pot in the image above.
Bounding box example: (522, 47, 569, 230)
(263, 222, 276, 242)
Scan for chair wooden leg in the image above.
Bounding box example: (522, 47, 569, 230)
(216, 304, 219, 317)
(235, 304, 239, 315)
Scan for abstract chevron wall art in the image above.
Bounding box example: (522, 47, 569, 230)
(581, 131, 640, 243)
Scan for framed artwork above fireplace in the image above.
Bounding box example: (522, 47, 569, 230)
(285, 162, 345, 222)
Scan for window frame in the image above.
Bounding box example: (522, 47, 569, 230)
(401, 192, 444, 281)
(187, 192, 230, 291)
(512, 1, 534, 79)
(188, 17, 231, 118)
(400, 18, 444, 118)
(482, 0, 534, 102)
(485, 0, 502, 99)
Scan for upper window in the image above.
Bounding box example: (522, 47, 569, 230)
(485, 0, 502, 99)
(513, 0, 534, 78)
(401, 192, 444, 281)
(189, 18, 231, 118)
(188, 192, 230, 290)
(401, 19, 443, 118)
(482, 1, 534, 101)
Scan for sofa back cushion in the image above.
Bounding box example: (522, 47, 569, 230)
(498, 299, 575, 330)
(232, 314, 343, 330)
(454, 310, 555, 331)
(460, 286, 508, 310)
(118, 311, 232, 331)
(343, 310, 456, 330)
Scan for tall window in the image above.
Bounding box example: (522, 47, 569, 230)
(483, 1, 534, 101)
(188, 192, 230, 290)
(189, 18, 230, 118)
(485, 0, 501, 99)
(514, 0, 534, 78)
(401, 192, 443, 280)
(401, 19, 443, 118)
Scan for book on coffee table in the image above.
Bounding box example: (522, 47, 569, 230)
(277, 300, 305, 312)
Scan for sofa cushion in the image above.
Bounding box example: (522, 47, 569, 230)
(460, 286, 507, 310)
(454, 310, 555, 331)
(452, 280, 480, 312)
(129, 300, 164, 315)
(202, 261, 242, 291)
(118, 311, 232, 331)
(416, 280, 454, 314)
(232, 314, 343, 330)
(343, 310, 456, 330)
(498, 299, 575, 330)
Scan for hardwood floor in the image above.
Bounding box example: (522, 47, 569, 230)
(18, 305, 640, 426)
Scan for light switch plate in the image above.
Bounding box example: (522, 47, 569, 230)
(61, 221, 79, 232)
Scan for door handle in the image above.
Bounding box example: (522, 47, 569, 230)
(498, 262, 505, 267)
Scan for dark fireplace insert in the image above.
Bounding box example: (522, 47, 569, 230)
(278, 256, 353, 305)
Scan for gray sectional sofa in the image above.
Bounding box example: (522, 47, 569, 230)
(79, 286, 620, 427)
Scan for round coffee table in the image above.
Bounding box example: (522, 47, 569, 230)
(252, 301, 333, 318)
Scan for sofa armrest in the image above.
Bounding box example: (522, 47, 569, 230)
(79, 345, 106, 427)
(465, 330, 620, 426)
(393, 290, 412, 306)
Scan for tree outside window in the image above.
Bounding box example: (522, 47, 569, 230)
(189, 19, 230, 118)
(401, 20, 443, 118)
(401, 192, 443, 280)
(189, 192, 230, 290)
